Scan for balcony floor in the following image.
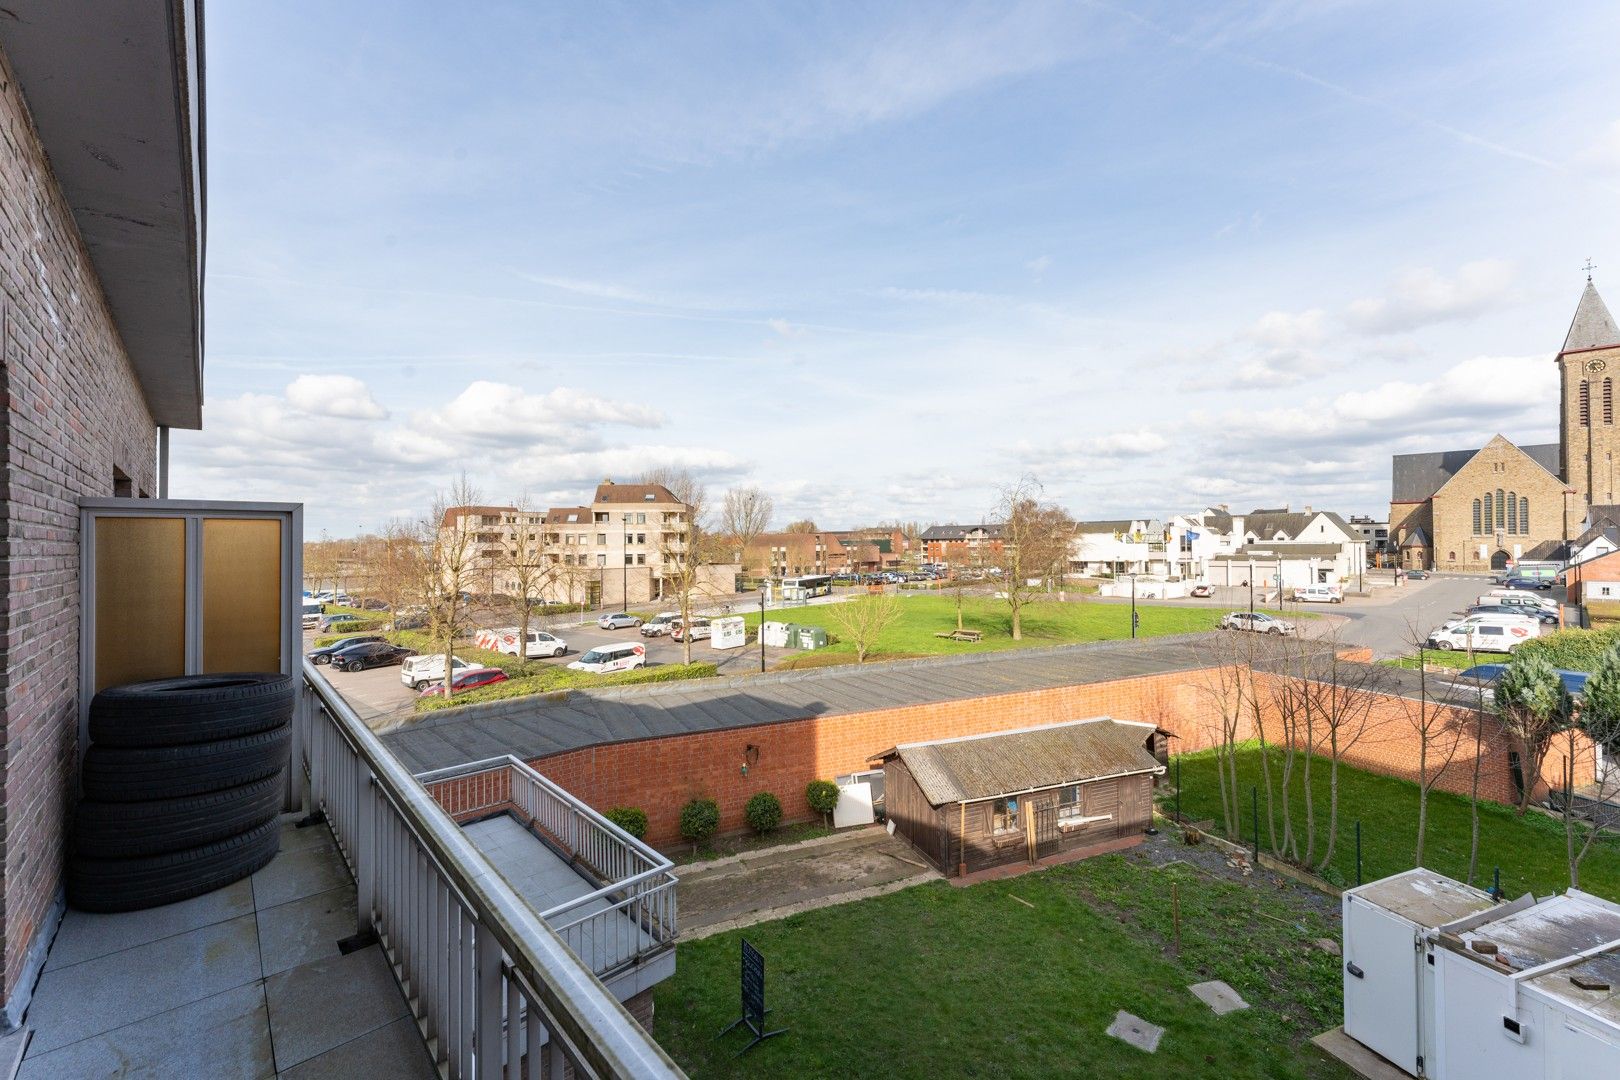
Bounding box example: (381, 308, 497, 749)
(19, 815, 436, 1079)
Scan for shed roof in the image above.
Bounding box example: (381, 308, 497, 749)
(876, 717, 1163, 806)
(1445, 892, 1620, 973)
(1350, 869, 1495, 928)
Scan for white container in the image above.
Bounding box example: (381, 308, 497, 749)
(709, 616, 746, 650)
(1341, 869, 1496, 1076)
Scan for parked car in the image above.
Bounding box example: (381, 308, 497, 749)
(1220, 611, 1295, 635)
(1189, 584, 1213, 598)
(318, 613, 369, 633)
(1405, 570, 1430, 580)
(640, 612, 680, 637)
(567, 642, 647, 675)
(1467, 603, 1559, 626)
(1455, 663, 1589, 696)
(1478, 591, 1560, 613)
(1426, 614, 1539, 652)
(598, 612, 642, 630)
(1504, 575, 1553, 591)
(359, 598, 390, 611)
(417, 667, 509, 697)
(671, 617, 712, 642)
(328, 641, 415, 672)
(1293, 585, 1343, 604)
(393, 613, 428, 630)
(494, 629, 569, 658)
(306, 635, 385, 665)
(399, 653, 476, 690)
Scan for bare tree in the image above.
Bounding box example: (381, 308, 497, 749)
(783, 519, 818, 534)
(825, 591, 901, 663)
(1194, 630, 1256, 838)
(652, 476, 723, 665)
(496, 498, 555, 674)
(945, 546, 979, 632)
(1401, 618, 1468, 865)
(367, 518, 427, 626)
(304, 530, 338, 596)
(721, 486, 773, 573)
(427, 474, 483, 700)
(991, 476, 1075, 641)
(1309, 633, 1385, 874)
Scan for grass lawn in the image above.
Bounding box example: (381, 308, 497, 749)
(1378, 651, 1483, 671)
(655, 849, 1351, 1079)
(1171, 744, 1620, 901)
(742, 595, 1282, 663)
(670, 821, 834, 865)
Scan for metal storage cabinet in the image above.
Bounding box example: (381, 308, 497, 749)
(1341, 869, 1495, 1076)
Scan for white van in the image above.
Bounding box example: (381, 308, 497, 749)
(496, 629, 569, 659)
(1481, 590, 1559, 612)
(1426, 614, 1540, 653)
(1293, 585, 1343, 604)
(567, 642, 646, 674)
(640, 612, 680, 638)
(301, 599, 324, 629)
(400, 654, 475, 690)
(671, 617, 712, 642)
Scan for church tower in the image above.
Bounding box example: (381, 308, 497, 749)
(1558, 277, 1620, 505)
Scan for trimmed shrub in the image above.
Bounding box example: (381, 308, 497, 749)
(805, 779, 840, 826)
(604, 806, 648, 840)
(1518, 626, 1620, 672)
(679, 798, 720, 848)
(744, 791, 783, 835)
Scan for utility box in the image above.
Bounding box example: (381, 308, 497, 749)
(709, 616, 746, 650)
(1341, 869, 1495, 1076)
(761, 621, 791, 648)
(796, 626, 829, 650)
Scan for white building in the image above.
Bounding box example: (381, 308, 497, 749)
(1203, 507, 1369, 590)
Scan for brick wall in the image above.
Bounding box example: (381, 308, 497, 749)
(419, 665, 1594, 849)
(0, 43, 158, 1006)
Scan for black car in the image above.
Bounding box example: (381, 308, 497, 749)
(306, 635, 385, 665)
(329, 641, 416, 672)
(1504, 576, 1552, 591)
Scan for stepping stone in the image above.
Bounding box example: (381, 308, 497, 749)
(1188, 980, 1249, 1015)
(1314, 938, 1341, 956)
(1106, 1010, 1164, 1053)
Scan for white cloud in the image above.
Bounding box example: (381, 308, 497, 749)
(1246, 308, 1326, 350)
(1076, 430, 1168, 456)
(285, 374, 388, 419)
(1345, 260, 1516, 334)
(413, 382, 662, 447)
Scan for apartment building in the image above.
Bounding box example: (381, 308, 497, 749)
(919, 523, 1005, 565)
(743, 527, 903, 578)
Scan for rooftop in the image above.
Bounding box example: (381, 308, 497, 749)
(1349, 869, 1495, 928)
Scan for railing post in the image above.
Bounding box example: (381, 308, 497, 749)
(476, 926, 503, 1080)
(285, 680, 306, 813)
(355, 762, 377, 938)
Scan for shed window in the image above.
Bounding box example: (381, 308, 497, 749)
(991, 797, 1020, 835)
(1058, 785, 1083, 822)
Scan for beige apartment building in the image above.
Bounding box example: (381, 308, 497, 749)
(443, 480, 738, 607)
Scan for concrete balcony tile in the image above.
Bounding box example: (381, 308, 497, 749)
(264, 944, 408, 1071)
(251, 842, 351, 910)
(26, 914, 261, 1055)
(43, 878, 255, 972)
(257, 885, 358, 978)
(18, 982, 271, 1080)
(276, 1015, 436, 1080)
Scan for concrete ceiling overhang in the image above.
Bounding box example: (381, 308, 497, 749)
(1, 0, 205, 429)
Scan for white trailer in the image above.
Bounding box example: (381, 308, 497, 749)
(1340, 869, 1496, 1076)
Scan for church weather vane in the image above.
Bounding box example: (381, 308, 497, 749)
(1587, 258, 1598, 282)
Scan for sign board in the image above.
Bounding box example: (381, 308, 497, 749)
(718, 938, 788, 1053)
(710, 615, 746, 650)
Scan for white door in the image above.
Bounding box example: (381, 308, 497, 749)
(1343, 898, 1420, 1073)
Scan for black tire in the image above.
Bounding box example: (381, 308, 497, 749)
(553, 647, 566, 657)
(81, 725, 291, 802)
(312, 654, 331, 665)
(88, 673, 294, 748)
(345, 660, 363, 672)
(74, 775, 283, 858)
(67, 819, 281, 913)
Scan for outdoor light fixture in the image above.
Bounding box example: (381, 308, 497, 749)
(741, 743, 760, 776)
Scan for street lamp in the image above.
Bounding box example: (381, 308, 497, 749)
(1128, 571, 1139, 639)
(759, 586, 767, 673)
(622, 515, 630, 609)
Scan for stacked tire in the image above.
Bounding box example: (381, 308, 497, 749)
(68, 673, 295, 913)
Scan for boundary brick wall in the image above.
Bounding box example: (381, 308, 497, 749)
(0, 43, 158, 1007)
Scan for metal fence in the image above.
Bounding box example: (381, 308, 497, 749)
(298, 660, 685, 1080)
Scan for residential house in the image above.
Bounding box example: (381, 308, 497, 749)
(1069, 519, 1170, 577)
(920, 523, 1004, 566)
(1348, 515, 1392, 562)
(1205, 507, 1370, 590)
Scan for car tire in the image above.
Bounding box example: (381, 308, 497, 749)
(346, 660, 363, 672)
(1436, 641, 1454, 651)
(81, 724, 291, 802)
(313, 655, 330, 665)
(73, 775, 283, 858)
(409, 679, 423, 690)
(554, 647, 566, 657)
(1268, 627, 1283, 635)
(67, 818, 280, 914)
(88, 673, 295, 748)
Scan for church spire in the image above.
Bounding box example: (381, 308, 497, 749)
(1562, 275, 1620, 355)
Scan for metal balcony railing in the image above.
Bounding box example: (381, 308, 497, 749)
(297, 661, 684, 1080)
(417, 756, 678, 980)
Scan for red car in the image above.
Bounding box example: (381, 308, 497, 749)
(417, 667, 508, 697)
(1190, 584, 1213, 598)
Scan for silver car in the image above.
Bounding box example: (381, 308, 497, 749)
(597, 612, 642, 630)
(1219, 611, 1295, 635)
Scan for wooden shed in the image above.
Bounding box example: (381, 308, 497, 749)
(874, 718, 1166, 879)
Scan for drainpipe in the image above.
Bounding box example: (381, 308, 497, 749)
(157, 426, 170, 498)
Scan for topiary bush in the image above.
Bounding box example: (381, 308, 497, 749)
(604, 806, 648, 840)
(805, 779, 840, 826)
(744, 791, 783, 835)
(679, 797, 720, 849)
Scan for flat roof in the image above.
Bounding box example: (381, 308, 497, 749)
(1522, 945, 1620, 1028)
(1351, 869, 1495, 928)
(381, 634, 1226, 774)
(1444, 893, 1620, 974)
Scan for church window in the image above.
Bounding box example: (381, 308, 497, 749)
(1482, 493, 1493, 531)
(1495, 489, 1505, 530)
(1520, 497, 1529, 533)
(1472, 499, 1482, 534)
(1606, 379, 1614, 424)
(1507, 492, 1517, 533)
(1581, 380, 1591, 426)
(1448, 552, 1456, 562)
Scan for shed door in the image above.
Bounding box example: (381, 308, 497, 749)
(1343, 896, 1420, 1073)
(1033, 803, 1060, 860)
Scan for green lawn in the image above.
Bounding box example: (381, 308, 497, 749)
(742, 595, 1275, 662)
(656, 851, 1351, 1079)
(1378, 651, 1482, 671)
(1171, 744, 1620, 901)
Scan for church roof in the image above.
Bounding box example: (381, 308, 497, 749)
(1399, 527, 1430, 549)
(1390, 442, 1560, 503)
(1562, 281, 1620, 355)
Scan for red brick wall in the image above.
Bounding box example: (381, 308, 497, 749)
(0, 43, 159, 1004)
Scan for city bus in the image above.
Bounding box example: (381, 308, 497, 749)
(781, 574, 833, 601)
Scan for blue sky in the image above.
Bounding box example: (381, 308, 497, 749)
(172, 1, 1620, 537)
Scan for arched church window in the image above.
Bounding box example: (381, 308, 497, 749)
(1607, 379, 1614, 424)
(1582, 380, 1591, 426)
(1521, 497, 1529, 534)
(1472, 499, 1482, 534)
(1483, 493, 1493, 531)
(1448, 552, 1456, 562)
(1507, 492, 1518, 533)
(1495, 488, 1505, 530)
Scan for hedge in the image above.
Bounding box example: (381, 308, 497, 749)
(414, 662, 720, 712)
(1516, 626, 1620, 672)
(680, 798, 720, 846)
(605, 806, 649, 839)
